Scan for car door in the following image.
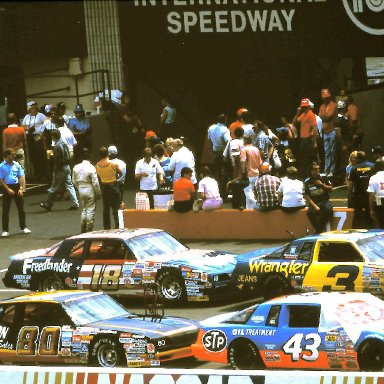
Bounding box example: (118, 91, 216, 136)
(302, 241, 364, 293)
(78, 239, 132, 293)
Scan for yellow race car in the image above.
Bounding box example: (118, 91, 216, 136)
(232, 229, 384, 299)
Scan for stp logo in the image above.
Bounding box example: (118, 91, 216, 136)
(202, 330, 227, 352)
(343, 0, 384, 35)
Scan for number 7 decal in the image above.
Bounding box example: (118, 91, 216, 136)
(283, 333, 321, 362)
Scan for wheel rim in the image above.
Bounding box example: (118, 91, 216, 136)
(97, 343, 118, 367)
(231, 342, 257, 369)
(42, 277, 61, 292)
(360, 342, 384, 371)
(160, 275, 183, 300)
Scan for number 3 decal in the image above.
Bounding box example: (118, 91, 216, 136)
(283, 333, 321, 362)
(323, 265, 359, 291)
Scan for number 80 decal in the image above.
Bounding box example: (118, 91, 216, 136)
(283, 333, 321, 362)
(17, 326, 61, 356)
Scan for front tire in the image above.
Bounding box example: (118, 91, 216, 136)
(40, 274, 64, 292)
(91, 338, 125, 368)
(228, 339, 264, 370)
(358, 339, 384, 371)
(262, 274, 290, 300)
(156, 270, 186, 303)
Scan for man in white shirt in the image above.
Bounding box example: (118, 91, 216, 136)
(108, 145, 127, 200)
(135, 147, 164, 209)
(72, 149, 101, 232)
(367, 159, 384, 228)
(168, 139, 197, 184)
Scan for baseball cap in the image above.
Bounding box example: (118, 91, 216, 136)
(260, 162, 272, 173)
(27, 101, 37, 108)
(45, 104, 54, 114)
(74, 104, 84, 113)
(230, 145, 241, 156)
(107, 145, 118, 155)
(321, 89, 331, 98)
(145, 130, 156, 139)
(300, 98, 310, 108)
(237, 108, 248, 117)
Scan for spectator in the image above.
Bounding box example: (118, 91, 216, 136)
(318, 89, 337, 179)
(57, 118, 77, 163)
(2, 113, 27, 172)
(278, 166, 306, 213)
(253, 120, 273, 163)
(39, 130, 79, 212)
(57, 101, 71, 125)
(22, 101, 46, 181)
(254, 162, 281, 211)
(292, 98, 318, 178)
(169, 138, 197, 184)
(0, 149, 31, 237)
(160, 97, 177, 139)
(348, 151, 374, 228)
(108, 145, 127, 201)
(153, 143, 172, 187)
(96, 146, 123, 229)
(371, 146, 384, 162)
(145, 130, 162, 150)
(241, 110, 256, 141)
(309, 100, 324, 170)
(344, 95, 363, 150)
(72, 148, 101, 233)
(172, 167, 195, 213)
(346, 150, 358, 208)
(164, 138, 175, 157)
(304, 162, 333, 234)
(69, 105, 91, 163)
(229, 107, 248, 139)
(240, 135, 263, 209)
(207, 113, 230, 195)
(367, 159, 384, 228)
(135, 147, 164, 209)
(195, 165, 223, 211)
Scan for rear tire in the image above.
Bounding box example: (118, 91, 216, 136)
(40, 274, 64, 292)
(91, 337, 125, 368)
(228, 339, 263, 370)
(156, 270, 186, 303)
(358, 339, 384, 371)
(262, 274, 290, 300)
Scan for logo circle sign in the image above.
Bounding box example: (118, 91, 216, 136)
(342, 0, 384, 35)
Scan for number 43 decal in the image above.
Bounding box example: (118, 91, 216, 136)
(283, 333, 321, 361)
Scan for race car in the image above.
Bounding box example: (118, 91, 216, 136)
(0, 290, 198, 367)
(192, 292, 384, 371)
(3, 228, 237, 303)
(231, 229, 384, 299)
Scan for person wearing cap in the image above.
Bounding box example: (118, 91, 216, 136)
(304, 162, 333, 234)
(0, 149, 31, 237)
(108, 145, 126, 200)
(22, 101, 47, 181)
(69, 104, 91, 163)
(72, 148, 101, 233)
(334, 100, 350, 184)
(168, 138, 197, 185)
(254, 162, 281, 211)
(253, 120, 273, 163)
(367, 159, 384, 228)
(229, 107, 248, 139)
(292, 98, 318, 178)
(318, 89, 337, 179)
(159, 97, 177, 139)
(135, 147, 164, 209)
(172, 167, 195, 213)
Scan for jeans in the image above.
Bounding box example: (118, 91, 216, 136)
(101, 183, 121, 229)
(2, 184, 26, 232)
(323, 130, 337, 176)
(307, 200, 333, 234)
(352, 192, 373, 229)
(78, 184, 97, 232)
(46, 165, 79, 208)
(244, 176, 258, 209)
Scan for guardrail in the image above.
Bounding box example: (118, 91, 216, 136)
(2, 367, 382, 384)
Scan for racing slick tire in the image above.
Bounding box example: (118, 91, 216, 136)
(358, 339, 384, 371)
(39, 273, 64, 292)
(228, 339, 264, 370)
(156, 270, 186, 304)
(261, 274, 290, 300)
(91, 337, 126, 368)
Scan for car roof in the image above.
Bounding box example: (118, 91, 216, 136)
(0, 290, 102, 305)
(66, 228, 164, 241)
(267, 291, 376, 305)
(298, 229, 384, 243)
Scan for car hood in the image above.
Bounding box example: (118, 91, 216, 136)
(154, 249, 237, 274)
(199, 311, 238, 327)
(87, 315, 198, 339)
(9, 248, 49, 262)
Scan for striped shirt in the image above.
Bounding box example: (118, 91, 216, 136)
(255, 174, 281, 209)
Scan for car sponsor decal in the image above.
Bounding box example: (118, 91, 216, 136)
(248, 259, 309, 278)
(232, 328, 276, 336)
(202, 330, 227, 352)
(23, 259, 73, 274)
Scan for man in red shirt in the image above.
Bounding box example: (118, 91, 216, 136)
(344, 95, 363, 150)
(319, 89, 337, 178)
(172, 167, 195, 213)
(2, 113, 27, 170)
(293, 98, 318, 178)
(229, 107, 248, 139)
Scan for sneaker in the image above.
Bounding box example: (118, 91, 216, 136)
(40, 203, 51, 212)
(1, 231, 9, 237)
(68, 205, 79, 210)
(21, 228, 32, 234)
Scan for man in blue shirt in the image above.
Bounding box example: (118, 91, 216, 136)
(0, 149, 31, 237)
(69, 104, 91, 163)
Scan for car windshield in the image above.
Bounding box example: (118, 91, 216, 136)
(223, 305, 259, 324)
(62, 293, 129, 326)
(127, 231, 188, 258)
(45, 241, 62, 257)
(356, 235, 384, 263)
(264, 244, 289, 259)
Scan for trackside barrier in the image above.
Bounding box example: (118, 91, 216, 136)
(123, 208, 354, 240)
(1, 367, 383, 384)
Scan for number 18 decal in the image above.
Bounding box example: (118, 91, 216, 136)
(90, 265, 123, 291)
(283, 333, 321, 362)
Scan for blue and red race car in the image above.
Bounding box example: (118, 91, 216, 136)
(192, 292, 384, 371)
